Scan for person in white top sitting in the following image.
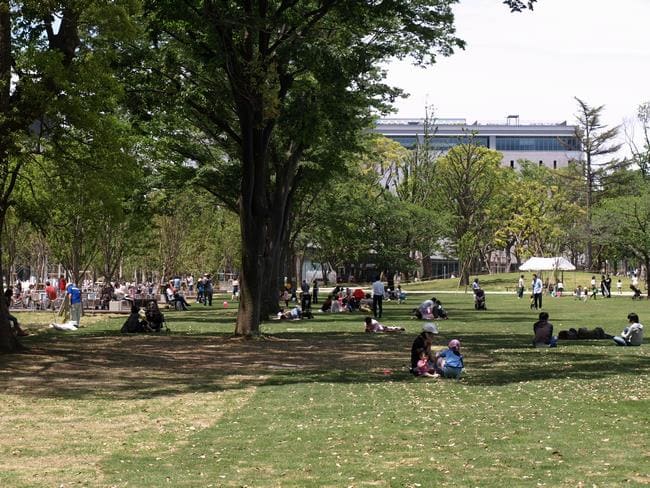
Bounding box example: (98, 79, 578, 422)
(613, 313, 644, 346)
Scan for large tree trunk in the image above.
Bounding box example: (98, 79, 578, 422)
(0, 213, 20, 352)
(260, 219, 290, 320)
(235, 213, 265, 336)
(233, 98, 268, 336)
(0, 4, 19, 352)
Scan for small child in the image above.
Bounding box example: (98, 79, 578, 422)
(617, 279, 622, 295)
(364, 316, 404, 333)
(397, 285, 407, 304)
(417, 351, 438, 377)
(435, 339, 464, 379)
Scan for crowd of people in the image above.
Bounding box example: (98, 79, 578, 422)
(5, 270, 644, 371)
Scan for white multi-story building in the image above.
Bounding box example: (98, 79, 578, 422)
(374, 116, 581, 169)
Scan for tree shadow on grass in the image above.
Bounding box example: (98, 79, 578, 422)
(1, 327, 648, 400)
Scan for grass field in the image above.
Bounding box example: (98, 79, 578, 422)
(0, 279, 648, 487)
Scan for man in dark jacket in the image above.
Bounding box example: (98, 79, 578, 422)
(533, 311, 557, 347)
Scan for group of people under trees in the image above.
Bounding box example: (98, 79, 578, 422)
(516, 272, 644, 304)
(4, 279, 83, 334)
(314, 279, 406, 317)
(164, 274, 214, 310)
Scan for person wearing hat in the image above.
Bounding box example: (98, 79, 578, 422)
(410, 323, 439, 376)
(435, 339, 465, 379)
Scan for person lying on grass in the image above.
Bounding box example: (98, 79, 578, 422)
(410, 323, 439, 377)
(435, 339, 465, 379)
(277, 307, 302, 320)
(364, 316, 404, 333)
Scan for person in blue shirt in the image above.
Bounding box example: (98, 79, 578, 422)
(435, 339, 464, 379)
(67, 282, 82, 327)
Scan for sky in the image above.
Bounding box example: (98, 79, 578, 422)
(384, 0, 650, 152)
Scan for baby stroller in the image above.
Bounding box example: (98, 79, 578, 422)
(630, 284, 642, 300)
(474, 289, 486, 310)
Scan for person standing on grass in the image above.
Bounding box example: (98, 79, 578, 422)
(312, 280, 319, 304)
(517, 274, 525, 299)
(58, 275, 67, 297)
(613, 313, 644, 346)
(532, 274, 543, 310)
(44, 281, 58, 310)
(203, 274, 214, 306)
(372, 276, 385, 319)
(67, 281, 82, 327)
(604, 275, 612, 298)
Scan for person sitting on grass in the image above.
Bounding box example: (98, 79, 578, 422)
(410, 323, 439, 377)
(413, 298, 435, 320)
(3, 288, 29, 336)
(417, 351, 438, 377)
(533, 311, 557, 348)
(574, 285, 587, 301)
(613, 313, 644, 346)
(397, 285, 407, 304)
(320, 295, 333, 312)
(435, 339, 464, 379)
(364, 316, 405, 333)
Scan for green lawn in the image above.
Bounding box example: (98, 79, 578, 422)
(0, 289, 648, 487)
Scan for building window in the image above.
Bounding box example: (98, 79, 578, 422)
(388, 135, 489, 150)
(389, 136, 418, 148)
(495, 136, 580, 151)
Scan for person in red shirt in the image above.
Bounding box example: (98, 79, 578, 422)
(58, 275, 67, 296)
(45, 281, 58, 310)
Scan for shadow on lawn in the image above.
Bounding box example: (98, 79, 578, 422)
(1, 324, 649, 400)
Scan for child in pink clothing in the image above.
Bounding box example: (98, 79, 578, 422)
(364, 317, 405, 333)
(417, 351, 439, 377)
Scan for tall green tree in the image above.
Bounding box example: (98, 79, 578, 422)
(625, 101, 650, 179)
(573, 97, 622, 270)
(593, 179, 650, 297)
(493, 162, 584, 269)
(142, 1, 467, 336)
(0, 2, 84, 351)
(0, 1, 142, 351)
(432, 142, 505, 285)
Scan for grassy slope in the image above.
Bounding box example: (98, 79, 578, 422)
(0, 288, 648, 487)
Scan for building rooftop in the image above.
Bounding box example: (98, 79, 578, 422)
(377, 117, 569, 127)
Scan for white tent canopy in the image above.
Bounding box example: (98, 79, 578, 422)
(519, 257, 576, 271)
